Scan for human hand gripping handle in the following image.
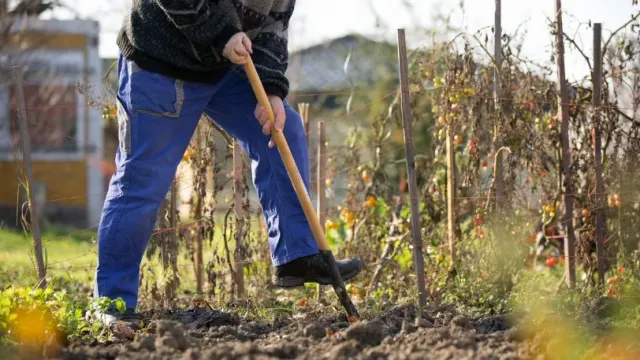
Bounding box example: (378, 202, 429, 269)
(223, 32, 253, 64)
(223, 33, 284, 147)
(254, 95, 285, 148)
(243, 57, 360, 322)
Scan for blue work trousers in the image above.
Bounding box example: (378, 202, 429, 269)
(93, 55, 318, 309)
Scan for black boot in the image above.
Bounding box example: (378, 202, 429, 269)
(273, 252, 362, 288)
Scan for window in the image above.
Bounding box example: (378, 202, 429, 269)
(8, 83, 77, 153)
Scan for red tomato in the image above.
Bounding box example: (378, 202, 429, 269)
(545, 257, 556, 267)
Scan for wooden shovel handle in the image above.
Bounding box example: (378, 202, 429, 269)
(243, 58, 330, 251)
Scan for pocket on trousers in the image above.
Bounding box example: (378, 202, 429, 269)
(129, 61, 185, 118)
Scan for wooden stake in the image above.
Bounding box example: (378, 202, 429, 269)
(305, 104, 310, 145)
(316, 120, 327, 301)
(493, 0, 505, 210)
(553, 0, 576, 288)
(170, 180, 177, 255)
(298, 103, 310, 148)
(299, 103, 315, 195)
(159, 181, 179, 308)
(446, 127, 457, 263)
(13, 66, 47, 288)
(194, 124, 204, 295)
(592, 23, 605, 289)
(194, 232, 203, 294)
(397, 29, 427, 310)
(168, 180, 178, 306)
(298, 103, 304, 128)
(233, 141, 245, 298)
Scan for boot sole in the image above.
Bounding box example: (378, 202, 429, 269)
(272, 267, 361, 288)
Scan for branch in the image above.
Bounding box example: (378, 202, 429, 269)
(613, 105, 640, 126)
(102, 60, 116, 81)
(366, 231, 410, 297)
(471, 34, 501, 76)
(512, 53, 552, 73)
(563, 31, 592, 71)
(603, 11, 640, 59)
(555, 272, 567, 294)
(483, 146, 512, 212)
(603, 126, 612, 167)
(222, 207, 236, 281)
(444, 30, 502, 76)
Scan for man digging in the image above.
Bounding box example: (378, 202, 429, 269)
(91, 0, 362, 334)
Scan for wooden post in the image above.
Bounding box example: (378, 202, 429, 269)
(553, 0, 576, 288)
(168, 179, 178, 305)
(298, 103, 314, 194)
(170, 180, 177, 255)
(298, 103, 310, 148)
(493, 0, 505, 210)
(194, 229, 204, 294)
(397, 29, 427, 310)
(82, 44, 89, 157)
(316, 120, 327, 301)
(158, 180, 179, 308)
(233, 141, 245, 298)
(592, 23, 605, 289)
(194, 124, 204, 295)
(304, 104, 310, 145)
(446, 128, 457, 263)
(13, 66, 47, 288)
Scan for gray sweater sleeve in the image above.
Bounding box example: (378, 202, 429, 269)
(153, 0, 240, 48)
(251, 4, 295, 99)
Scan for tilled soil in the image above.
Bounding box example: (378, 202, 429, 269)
(57, 303, 538, 360)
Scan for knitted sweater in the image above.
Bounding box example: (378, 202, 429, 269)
(117, 0, 296, 99)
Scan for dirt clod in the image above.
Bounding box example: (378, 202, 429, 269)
(303, 322, 326, 339)
(474, 315, 510, 334)
(185, 309, 240, 330)
(155, 320, 188, 350)
(180, 348, 200, 360)
(451, 314, 472, 329)
(325, 340, 360, 359)
(414, 317, 434, 328)
(155, 336, 179, 351)
(134, 334, 155, 351)
(400, 319, 416, 334)
(344, 320, 385, 346)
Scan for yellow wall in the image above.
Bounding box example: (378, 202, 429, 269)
(0, 31, 89, 208)
(0, 160, 87, 206)
(7, 32, 87, 50)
